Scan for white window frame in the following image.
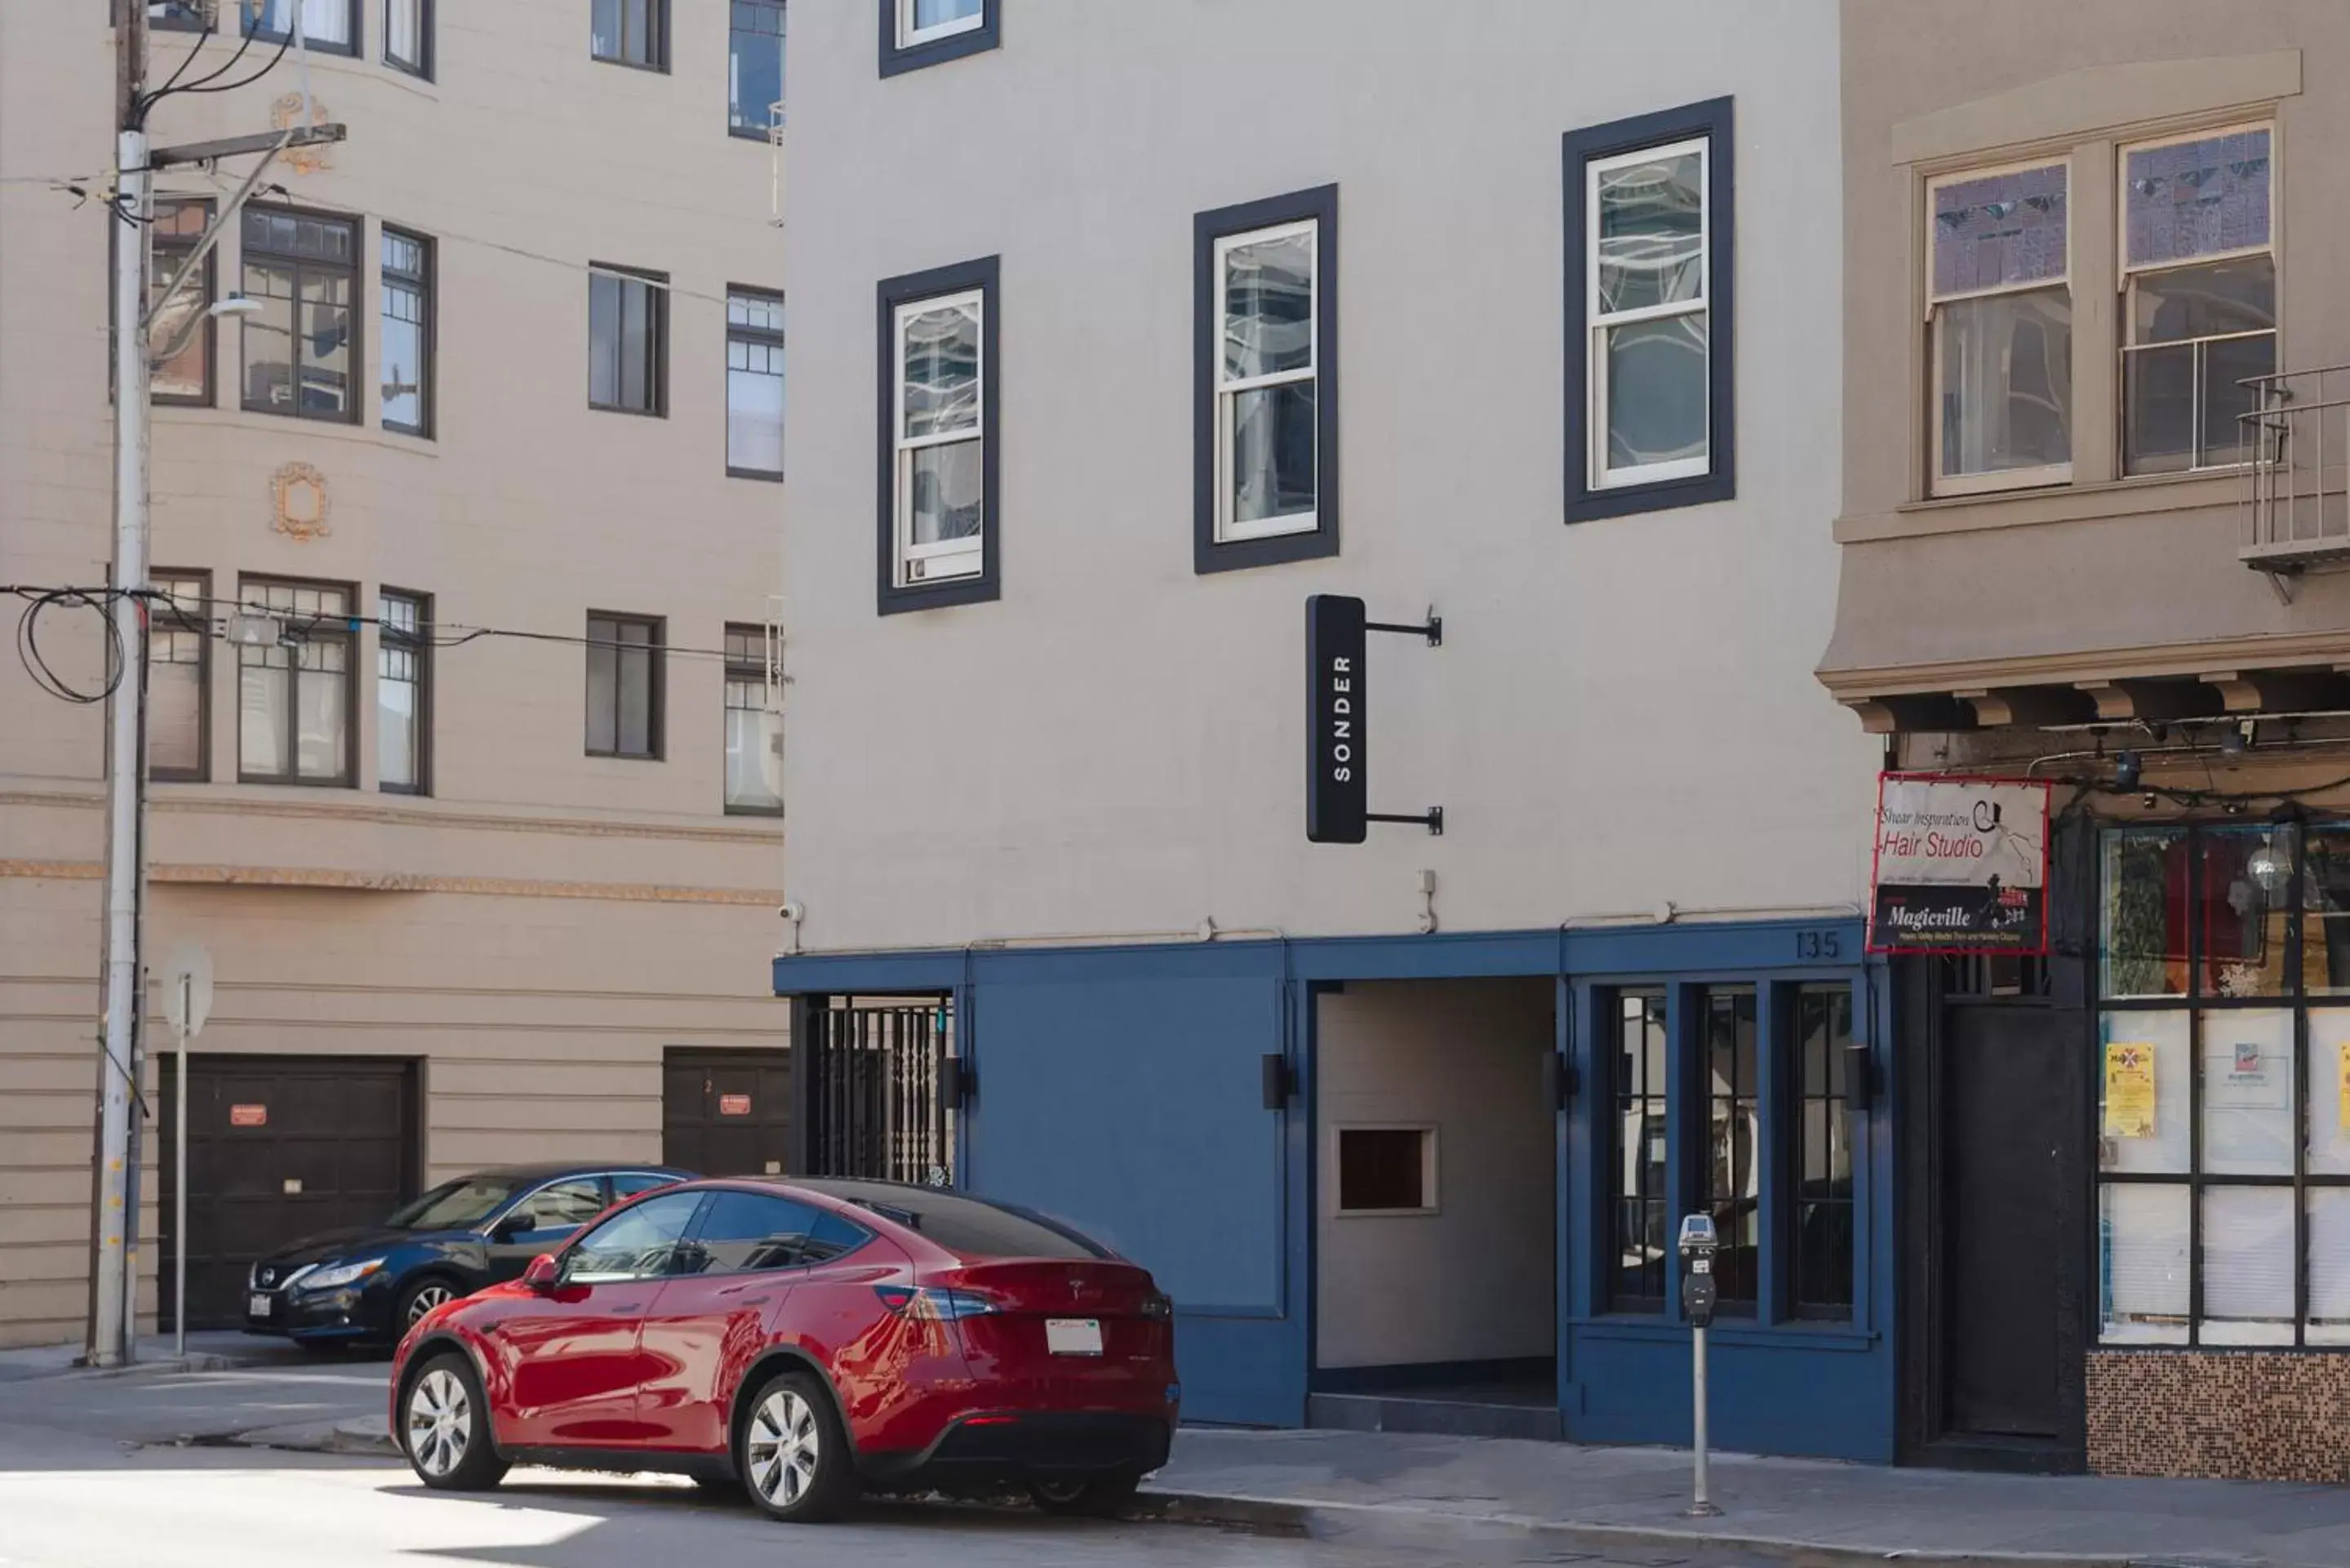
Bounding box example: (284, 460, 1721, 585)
(1330, 1124, 1440, 1218)
(897, 0, 984, 49)
(893, 287, 985, 585)
(1213, 216, 1320, 544)
(1586, 133, 1712, 491)
(1925, 154, 2074, 498)
(2116, 120, 2278, 477)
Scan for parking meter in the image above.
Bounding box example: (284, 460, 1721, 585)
(1678, 1213, 1719, 1327)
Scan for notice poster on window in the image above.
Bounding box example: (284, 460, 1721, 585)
(2206, 1039, 2290, 1112)
(1868, 775, 2051, 953)
(2105, 1042, 2157, 1139)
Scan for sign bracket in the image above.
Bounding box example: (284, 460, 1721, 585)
(1366, 808, 1445, 836)
(1364, 611, 1442, 647)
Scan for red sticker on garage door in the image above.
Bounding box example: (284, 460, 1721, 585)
(718, 1094, 752, 1117)
(229, 1104, 267, 1127)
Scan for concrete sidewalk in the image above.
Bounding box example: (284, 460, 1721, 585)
(0, 1330, 317, 1384)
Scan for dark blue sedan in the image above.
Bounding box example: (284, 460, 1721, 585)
(243, 1163, 694, 1346)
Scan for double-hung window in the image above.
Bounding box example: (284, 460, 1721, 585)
(1566, 100, 1734, 521)
(730, 1, 786, 137)
(726, 288, 785, 478)
(1194, 186, 1338, 572)
(380, 228, 433, 437)
(384, 0, 431, 80)
(238, 578, 355, 787)
(592, 0, 667, 70)
(585, 613, 663, 760)
(148, 198, 215, 406)
(2120, 125, 2275, 475)
(377, 590, 429, 794)
(880, 0, 996, 76)
(241, 207, 358, 423)
(148, 572, 211, 783)
(589, 265, 668, 415)
(879, 257, 997, 610)
(723, 624, 784, 815)
(1928, 159, 2072, 494)
(242, 0, 356, 52)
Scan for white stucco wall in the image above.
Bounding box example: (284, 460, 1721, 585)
(1314, 979, 1556, 1370)
(781, 0, 1868, 952)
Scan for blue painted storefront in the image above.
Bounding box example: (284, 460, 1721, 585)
(774, 917, 1895, 1462)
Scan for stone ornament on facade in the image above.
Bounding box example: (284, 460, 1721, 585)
(269, 461, 331, 541)
(271, 94, 335, 172)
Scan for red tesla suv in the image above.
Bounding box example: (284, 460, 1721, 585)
(388, 1177, 1178, 1522)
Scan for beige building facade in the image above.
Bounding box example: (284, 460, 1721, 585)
(1, 1, 787, 1348)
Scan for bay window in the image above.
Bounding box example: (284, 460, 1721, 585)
(238, 578, 354, 787)
(1928, 160, 2072, 494)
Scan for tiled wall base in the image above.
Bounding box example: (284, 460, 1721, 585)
(2088, 1350, 2350, 1481)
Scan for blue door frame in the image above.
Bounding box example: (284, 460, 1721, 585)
(775, 917, 1894, 1459)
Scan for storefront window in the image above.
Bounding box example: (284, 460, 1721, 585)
(2099, 823, 2350, 1349)
(1609, 990, 1670, 1311)
(1699, 987, 1760, 1315)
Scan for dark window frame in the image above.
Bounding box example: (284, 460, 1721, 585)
(590, 0, 669, 71)
(384, 0, 433, 82)
(1696, 984, 1762, 1318)
(240, 202, 363, 426)
(729, 0, 787, 140)
(584, 611, 665, 762)
(234, 573, 359, 788)
(1606, 987, 1672, 1314)
(589, 263, 669, 417)
(1193, 184, 1340, 575)
(148, 569, 212, 784)
(722, 622, 784, 817)
(726, 285, 786, 481)
(379, 224, 434, 438)
(875, 255, 1000, 615)
(241, 0, 361, 56)
(1786, 982, 1857, 1322)
(877, 0, 996, 78)
(376, 587, 431, 797)
(1561, 96, 1736, 524)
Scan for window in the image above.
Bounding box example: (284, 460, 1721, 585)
(1610, 989, 1670, 1311)
(1565, 98, 1735, 522)
(1334, 1127, 1436, 1215)
(149, 199, 215, 405)
(237, 578, 354, 786)
(805, 1210, 872, 1264)
(242, 0, 357, 53)
(878, 257, 997, 611)
(730, 2, 785, 137)
(723, 624, 782, 814)
(241, 207, 358, 423)
(611, 1171, 682, 1199)
(1699, 986, 1760, 1315)
(384, 0, 429, 76)
(829, 1186, 1111, 1259)
(148, 572, 211, 782)
(591, 0, 666, 70)
(1790, 984, 1855, 1318)
(150, 2, 214, 31)
(879, 0, 996, 77)
(1927, 159, 2072, 495)
(681, 1191, 825, 1273)
(2097, 823, 2350, 1348)
(726, 289, 784, 478)
(513, 1179, 607, 1233)
(1193, 188, 1338, 574)
(377, 590, 428, 794)
(589, 265, 667, 415)
(563, 1190, 704, 1283)
(380, 228, 433, 437)
(2120, 125, 2274, 475)
(585, 613, 662, 759)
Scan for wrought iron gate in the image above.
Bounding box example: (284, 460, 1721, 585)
(802, 997, 954, 1184)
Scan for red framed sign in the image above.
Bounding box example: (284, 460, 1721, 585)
(1868, 773, 2052, 955)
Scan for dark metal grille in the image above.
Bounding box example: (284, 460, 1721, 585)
(805, 998, 954, 1184)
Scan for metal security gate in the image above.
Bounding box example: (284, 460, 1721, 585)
(801, 997, 953, 1184)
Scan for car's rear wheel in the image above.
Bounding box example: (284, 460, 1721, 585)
(736, 1370, 855, 1523)
(397, 1277, 460, 1333)
(1028, 1472, 1142, 1518)
(401, 1353, 508, 1492)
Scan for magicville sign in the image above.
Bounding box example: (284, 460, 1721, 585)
(1304, 594, 1443, 844)
(1867, 774, 2051, 954)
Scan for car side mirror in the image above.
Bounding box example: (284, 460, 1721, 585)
(492, 1210, 537, 1241)
(522, 1254, 559, 1293)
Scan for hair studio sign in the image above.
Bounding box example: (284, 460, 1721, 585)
(1868, 775, 2051, 953)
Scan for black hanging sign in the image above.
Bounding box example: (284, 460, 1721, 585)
(1305, 594, 1367, 844)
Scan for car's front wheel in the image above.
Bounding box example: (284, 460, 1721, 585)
(735, 1370, 855, 1523)
(397, 1277, 460, 1333)
(401, 1353, 508, 1492)
(1028, 1472, 1142, 1518)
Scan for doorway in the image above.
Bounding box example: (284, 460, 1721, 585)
(662, 1047, 793, 1175)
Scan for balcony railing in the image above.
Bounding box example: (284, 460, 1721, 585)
(2243, 366, 2350, 571)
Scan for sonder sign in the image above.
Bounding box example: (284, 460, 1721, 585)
(1305, 594, 1368, 843)
(1868, 775, 2051, 954)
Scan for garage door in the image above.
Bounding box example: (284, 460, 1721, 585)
(158, 1055, 419, 1330)
(663, 1047, 792, 1176)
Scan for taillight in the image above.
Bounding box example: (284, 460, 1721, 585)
(1140, 1293, 1174, 1321)
(874, 1285, 997, 1321)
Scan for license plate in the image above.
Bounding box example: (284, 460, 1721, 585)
(247, 1293, 273, 1318)
(1046, 1317, 1102, 1356)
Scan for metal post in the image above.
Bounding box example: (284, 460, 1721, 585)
(91, 120, 153, 1371)
(174, 974, 189, 1359)
(1690, 1321, 1718, 1517)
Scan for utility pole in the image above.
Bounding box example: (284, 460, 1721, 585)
(90, 0, 151, 1370)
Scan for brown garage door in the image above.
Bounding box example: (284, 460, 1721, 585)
(158, 1055, 419, 1330)
(663, 1047, 791, 1176)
